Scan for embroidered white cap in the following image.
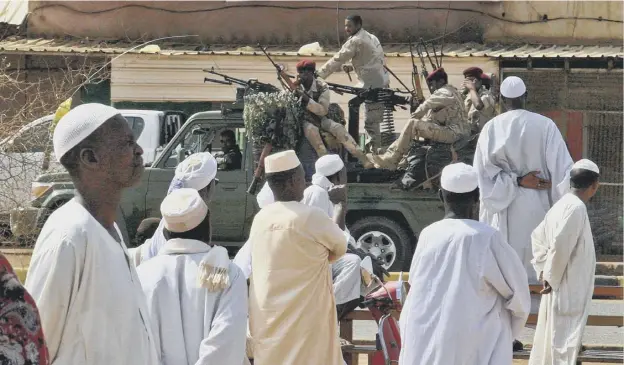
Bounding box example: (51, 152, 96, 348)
(500, 76, 527, 98)
(315, 154, 344, 177)
(440, 162, 479, 193)
(265, 150, 301, 174)
(168, 152, 218, 193)
(256, 182, 275, 209)
(572, 159, 600, 174)
(161, 188, 208, 233)
(53, 103, 121, 162)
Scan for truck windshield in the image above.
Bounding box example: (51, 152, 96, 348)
(164, 125, 215, 168)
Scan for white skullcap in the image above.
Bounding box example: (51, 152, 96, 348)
(161, 188, 208, 233)
(256, 182, 275, 209)
(53, 103, 121, 162)
(265, 150, 300, 174)
(169, 153, 218, 193)
(500, 76, 527, 98)
(572, 159, 600, 174)
(440, 162, 478, 193)
(315, 154, 344, 177)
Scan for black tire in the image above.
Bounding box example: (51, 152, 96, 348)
(349, 216, 413, 272)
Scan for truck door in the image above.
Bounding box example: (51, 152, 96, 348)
(147, 120, 248, 242)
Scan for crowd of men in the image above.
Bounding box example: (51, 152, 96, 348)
(0, 13, 604, 365)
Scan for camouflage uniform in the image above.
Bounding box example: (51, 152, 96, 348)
(317, 28, 389, 152)
(300, 78, 371, 166)
(464, 86, 497, 133)
(368, 84, 469, 170)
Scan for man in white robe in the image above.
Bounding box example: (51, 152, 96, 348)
(248, 150, 347, 365)
(137, 188, 247, 365)
(529, 159, 600, 365)
(474, 76, 574, 285)
(129, 152, 218, 265)
(301, 154, 362, 319)
(399, 162, 531, 365)
(25, 104, 159, 364)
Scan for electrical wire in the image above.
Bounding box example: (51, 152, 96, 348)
(30, 3, 623, 25)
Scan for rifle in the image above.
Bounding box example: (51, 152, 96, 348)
(419, 38, 437, 70)
(325, 81, 410, 110)
(203, 67, 279, 94)
(409, 40, 425, 103)
(258, 44, 301, 92)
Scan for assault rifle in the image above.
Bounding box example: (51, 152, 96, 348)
(203, 67, 279, 94)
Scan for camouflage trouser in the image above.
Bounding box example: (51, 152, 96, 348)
(364, 101, 384, 152)
(367, 118, 460, 170)
(303, 117, 370, 166)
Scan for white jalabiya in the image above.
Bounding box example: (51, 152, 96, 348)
(474, 109, 573, 283)
(25, 199, 159, 365)
(302, 173, 361, 305)
(137, 238, 247, 365)
(529, 193, 596, 365)
(399, 219, 531, 365)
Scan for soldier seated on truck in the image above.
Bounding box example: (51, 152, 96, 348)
(293, 59, 373, 168)
(215, 129, 242, 171)
(367, 68, 469, 171)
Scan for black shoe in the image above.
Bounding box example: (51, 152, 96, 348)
(513, 340, 524, 351)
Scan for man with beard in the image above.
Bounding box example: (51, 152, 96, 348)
(25, 104, 159, 365)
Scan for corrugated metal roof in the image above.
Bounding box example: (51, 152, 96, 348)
(0, 37, 621, 59)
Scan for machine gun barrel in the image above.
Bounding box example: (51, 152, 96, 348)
(202, 67, 279, 93)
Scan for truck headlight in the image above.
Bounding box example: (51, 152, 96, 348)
(31, 182, 53, 200)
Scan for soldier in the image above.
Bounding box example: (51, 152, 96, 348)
(462, 67, 497, 133)
(367, 68, 469, 170)
(294, 59, 372, 168)
(316, 15, 389, 153)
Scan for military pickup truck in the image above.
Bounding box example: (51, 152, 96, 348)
(10, 104, 445, 271)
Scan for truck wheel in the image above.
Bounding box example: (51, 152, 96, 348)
(349, 216, 413, 272)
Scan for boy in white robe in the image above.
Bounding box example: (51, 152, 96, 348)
(137, 188, 247, 365)
(25, 104, 159, 365)
(399, 162, 531, 365)
(529, 159, 600, 365)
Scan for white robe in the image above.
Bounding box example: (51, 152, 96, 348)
(137, 238, 248, 365)
(24, 199, 159, 365)
(399, 218, 531, 365)
(302, 176, 361, 305)
(474, 109, 573, 283)
(529, 193, 596, 365)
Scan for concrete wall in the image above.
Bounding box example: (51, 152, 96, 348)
(28, 1, 623, 45)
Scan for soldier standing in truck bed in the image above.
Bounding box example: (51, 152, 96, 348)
(367, 68, 469, 170)
(316, 14, 389, 153)
(294, 59, 373, 168)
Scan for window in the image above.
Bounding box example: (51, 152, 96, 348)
(163, 124, 217, 168)
(213, 127, 245, 171)
(124, 117, 146, 140)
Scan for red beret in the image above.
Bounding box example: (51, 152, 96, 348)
(426, 67, 447, 82)
(463, 67, 484, 78)
(296, 59, 316, 71)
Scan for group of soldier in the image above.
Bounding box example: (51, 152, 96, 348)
(292, 14, 497, 172)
